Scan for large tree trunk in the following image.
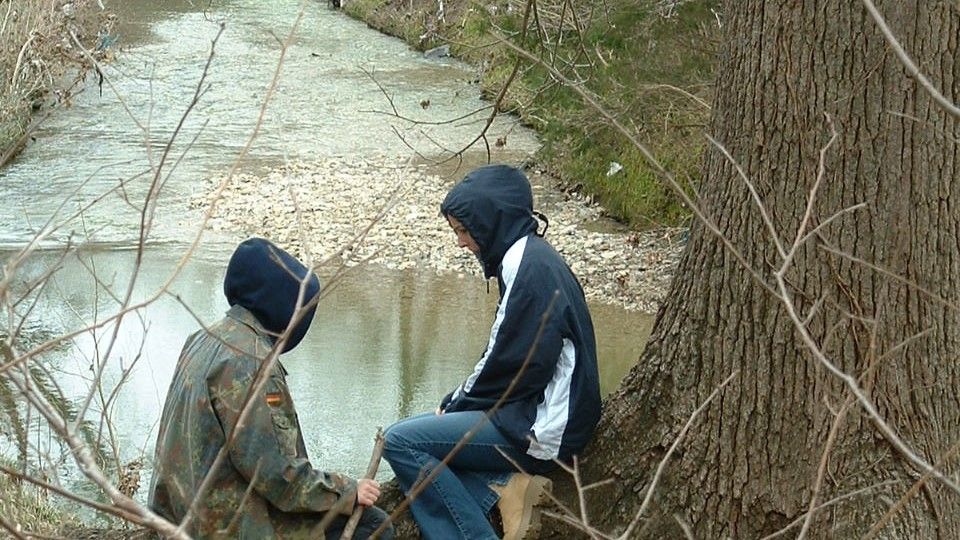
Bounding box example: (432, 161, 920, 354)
(570, 1, 960, 538)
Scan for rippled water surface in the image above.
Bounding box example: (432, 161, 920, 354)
(0, 0, 653, 495)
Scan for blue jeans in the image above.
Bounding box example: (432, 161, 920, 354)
(383, 411, 555, 540)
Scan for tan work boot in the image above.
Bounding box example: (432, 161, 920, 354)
(491, 473, 553, 540)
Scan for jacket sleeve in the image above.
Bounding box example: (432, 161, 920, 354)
(445, 265, 565, 413)
(439, 389, 457, 411)
(209, 357, 357, 515)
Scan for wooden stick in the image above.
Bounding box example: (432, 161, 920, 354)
(340, 427, 386, 540)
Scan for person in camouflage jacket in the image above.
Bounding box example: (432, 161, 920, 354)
(148, 238, 393, 539)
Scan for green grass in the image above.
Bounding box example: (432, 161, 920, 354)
(342, 0, 720, 228)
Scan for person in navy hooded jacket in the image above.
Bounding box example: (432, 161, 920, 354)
(383, 165, 601, 540)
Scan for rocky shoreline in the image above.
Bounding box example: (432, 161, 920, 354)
(192, 156, 686, 313)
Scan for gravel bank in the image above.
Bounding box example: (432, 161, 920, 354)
(192, 157, 686, 313)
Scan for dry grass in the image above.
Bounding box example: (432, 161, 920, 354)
(0, 0, 111, 160)
(0, 467, 82, 537)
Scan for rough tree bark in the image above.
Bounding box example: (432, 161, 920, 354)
(566, 1, 960, 538)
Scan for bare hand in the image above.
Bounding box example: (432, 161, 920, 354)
(435, 407, 445, 415)
(356, 478, 381, 507)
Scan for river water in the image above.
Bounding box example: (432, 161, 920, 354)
(0, 0, 652, 500)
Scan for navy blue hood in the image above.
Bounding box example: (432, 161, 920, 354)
(223, 238, 320, 353)
(440, 165, 538, 279)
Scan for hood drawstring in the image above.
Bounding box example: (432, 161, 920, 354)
(533, 210, 549, 237)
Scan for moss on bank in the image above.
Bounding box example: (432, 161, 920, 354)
(342, 0, 720, 227)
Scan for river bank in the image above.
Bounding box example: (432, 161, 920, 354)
(0, 0, 113, 165)
(0, 1, 677, 534)
(340, 0, 719, 227)
(193, 155, 685, 313)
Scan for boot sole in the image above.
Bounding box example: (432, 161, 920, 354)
(513, 475, 552, 540)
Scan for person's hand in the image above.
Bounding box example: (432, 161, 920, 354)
(356, 478, 381, 507)
(435, 407, 445, 415)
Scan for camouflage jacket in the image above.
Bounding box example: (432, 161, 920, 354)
(148, 305, 357, 539)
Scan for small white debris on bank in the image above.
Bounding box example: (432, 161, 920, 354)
(192, 156, 685, 313)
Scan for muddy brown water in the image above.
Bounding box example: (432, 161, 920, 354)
(0, 0, 653, 499)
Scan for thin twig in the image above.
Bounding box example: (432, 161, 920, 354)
(541, 510, 613, 539)
(338, 428, 386, 540)
(639, 83, 711, 110)
(495, 447, 600, 537)
(796, 395, 854, 540)
(785, 114, 839, 266)
(570, 456, 595, 537)
(863, 439, 960, 539)
(492, 32, 778, 299)
(759, 480, 900, 540)
(818, 244, 960, 312)
(431, 0, 538, 166)
(620, 370, 739, 539)
(706, 134, 787, 261)
(0, 464, 144, 523)
(861, 0, 960, 120)
(10, 32, 38, 90)
(0, 513, 27, 540)
(674, 513, 695, 540)
(370, 293, 561, 539)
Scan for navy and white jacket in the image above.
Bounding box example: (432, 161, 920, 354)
(439, 164, 601, 462)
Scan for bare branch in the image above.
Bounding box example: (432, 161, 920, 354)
(704, 118, 948, 506)
(794, 202, 867, 250)
(620, 370, 739, 539)
(72, 22, 227, 446)
(863, 439, 960, 539)
(861, 0, 960, 120)
(706, 134, 787, 261)
(674, 513, 695, 540)
(69, 30, 147, 132)
(372, 293, 561, 538)
(796, 395, 854, 540)
(1, 345, 187, 538)
(784, 114, 839, 266)
(0, 513, 28, 540)
(542, 510, 613, 539)
(338, 428, 386, 540)
(819, 244, 960, 312)
(495, 447, 596, 537)
(639, 84, 711, 110)
(774, 273, 960, 496)
(0, 464, 145, 524)
(759, 480, 901, 540)
(491, 32, 778, 299)
(570, 456, 596, 538)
